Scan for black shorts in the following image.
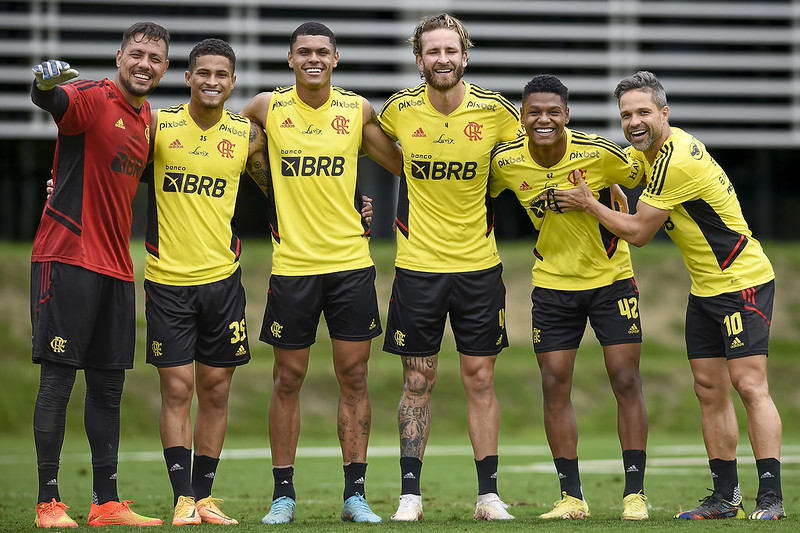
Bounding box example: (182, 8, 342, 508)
(531, 277, 642, 354)
(260, 266, 382, 349)
(145, 268, 250, 368)
(30, 261, 135, 369)
(685, 280, 773, 360)
(383, 264, 509, 357)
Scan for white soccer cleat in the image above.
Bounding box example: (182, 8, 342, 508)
(391, 494, 423, 521)
(474, 493, 515, 520)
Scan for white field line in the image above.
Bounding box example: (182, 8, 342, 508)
(3, 444, 800, 468)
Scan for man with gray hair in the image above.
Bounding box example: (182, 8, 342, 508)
(549, 70, 785, 520)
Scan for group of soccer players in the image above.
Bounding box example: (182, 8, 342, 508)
(28, 12, 785, 528)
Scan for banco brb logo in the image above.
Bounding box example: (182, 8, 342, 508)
(163, 173, 227, 197)
(410, 160, 478, 180)
(281, 156, 345, 177)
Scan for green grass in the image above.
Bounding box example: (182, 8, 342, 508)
(1, 436, 799, 530)
(1, 239, 799, 531)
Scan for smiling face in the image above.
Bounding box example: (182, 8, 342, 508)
(288, 34, 338, 90)
(115, 32, 169, 104)
(186, 54, 235, 110)
(618, 88, 670, 157)
(416, 28, 467, 92)
(523, 91, 569, 148)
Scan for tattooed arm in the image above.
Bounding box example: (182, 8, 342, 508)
(245, 121, 270, 196)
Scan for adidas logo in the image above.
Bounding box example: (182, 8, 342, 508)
(557, 472, 566, 479)
(403, 472, 416, 479)
(626, 465, 639, 473)
(711, 472, 718, 478)
(519, 181, 532, 191)
(628, 324, 640, 335)
(169, 463, 185, 472)
(109, 472, 117, 480)
(169, 138, 184, 149)
(411, 127, 426, 138)
(354, 477, 365, 485)
(280, 480, 290, 484)
(115, 118, 125, 129)
(730, 337, 745, 349)
(491, 472, 497, 479)
(760, 471, 775, 479)
(205, 472, 215, 479)
(47, 478, 58, 486)
(281, 117, 295, 128)
(235, 345, 247, 357)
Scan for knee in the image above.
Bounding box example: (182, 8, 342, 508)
(609, 367, 643, 398)
(462, 365, 495, 396)
(539, 367, 570, 398)
(404, 368, 436, 398)
(731, 374, 769, 407)
(274, 365, 306, 396)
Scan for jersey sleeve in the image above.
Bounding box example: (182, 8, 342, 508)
(638, 148, 694, 211)
(56, 80, 104, 135)
(377, 97, 399, 141)
(603, 144, 645, 189)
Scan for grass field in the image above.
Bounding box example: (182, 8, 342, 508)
(0, 239, 799, 530)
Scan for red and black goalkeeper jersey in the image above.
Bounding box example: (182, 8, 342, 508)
(31, 78, 151, 281)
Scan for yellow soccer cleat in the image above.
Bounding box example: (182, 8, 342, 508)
(196, 496, 239, 525)
(622, 492, 649, 520)
(539, 492, 590, 519)
(172, 495, 201, 526)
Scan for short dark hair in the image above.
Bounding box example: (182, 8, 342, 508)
(522, 74, 569, 106)
(290, 22, 336, 50)
(189, 38, 236, 73)
(121, 22, 170, 54)
(409, 13, 473, 57)
(614, 70, 667, 109)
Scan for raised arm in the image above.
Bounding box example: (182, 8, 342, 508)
(550, 169, 669, 247)
(361, 99, 402, 176)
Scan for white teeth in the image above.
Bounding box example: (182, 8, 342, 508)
(306, 68, 322, 74)
(203, 89, 220, 95)
(133, 73, 150, 80)
(535, 128, 554, 134)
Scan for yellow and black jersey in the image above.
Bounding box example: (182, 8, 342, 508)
(490, 129, 643, 290)
(379, 82, 520, 273)
(145, 104, 249, 285)
(265, 85, 372, 276)
(636, 127, 774, 296)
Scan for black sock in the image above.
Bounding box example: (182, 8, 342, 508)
(84, 368, 123, 505)
(164, 446, 193, 505)
(554, 457, 582, 499)
(92, 466, 118, 505)
(343, 462, 368, 501)
(34, 362, 76, 503)
(475, 455, 498, 495)
(272, 466, 295, 501)
(709, 458, 738, 502)
(400, 457, 422, 495)
(622, 449, 646, 496)
(755, 458, 782, 499)
(192, 454, 219, 501)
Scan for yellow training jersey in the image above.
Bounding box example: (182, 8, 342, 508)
(635, 127, 774, 297)
(490, 129, 643, 290)
(379, 82, 520, 273)
(265, 85, 372, 276)
(145, 104, 249, 285)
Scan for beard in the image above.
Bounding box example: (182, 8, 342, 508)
(422, 62, 465, 92)
(118, 71, 157, 98)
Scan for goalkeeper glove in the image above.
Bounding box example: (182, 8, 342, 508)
(32, 60, 78, 90)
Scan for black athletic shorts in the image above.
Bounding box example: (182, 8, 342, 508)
(383, 264, 509, 357)
(685, 280, 773, 360)
(145, 267, 250, 368)
(531, 277, 642, 354)
(30, 261, 135, 369)
(260, 266, 382, 349)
